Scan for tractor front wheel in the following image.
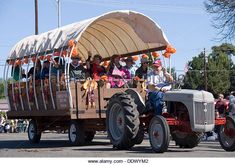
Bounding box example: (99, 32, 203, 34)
(149, 116, 170, 153)
(218, 116, 235, 151)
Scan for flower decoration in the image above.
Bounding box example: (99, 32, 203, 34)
(163, 52, 171, 58)
(71, 48, 78, 56)
(132, 56, 139, 61)
(100, 75, 108, 82)
(133, 76, 140, 81)
(68, 39, 75, 47)
(152, 52, 160, 58)
(166, 45, 176, 54)
(141, 54, 149, 59)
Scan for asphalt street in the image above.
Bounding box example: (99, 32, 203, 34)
(0, 133, 234, 157)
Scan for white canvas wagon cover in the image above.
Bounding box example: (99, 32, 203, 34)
(8, 10, 170, 61)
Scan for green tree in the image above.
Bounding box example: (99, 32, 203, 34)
(184, 43, 235, 96)
(0, 82, 4, 99)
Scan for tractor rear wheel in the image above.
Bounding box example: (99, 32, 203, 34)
(107, 93, 140, 150)
(218, 116, 235, 151)
(132, 124, 145, 145)
(149, 116, 170, 153)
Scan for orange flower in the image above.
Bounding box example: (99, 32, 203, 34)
(132, 56, 139, 61)
(72, 48, 78, 56)
(166, 45, 176, 54)
(24, 57, 28, 64)
(68, 40, 75, 47)
(133, 76, 140, 81)
(15, 59, 21, 66)
(101, 75, 108, 82)
(163, 52, 171, 58)
(152, 52, 160, 58)
(142, 54, 149, 59)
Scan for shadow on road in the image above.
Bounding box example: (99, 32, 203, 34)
(0, 139, 112, 149)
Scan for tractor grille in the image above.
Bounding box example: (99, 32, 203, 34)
(194, 102, 214, 125)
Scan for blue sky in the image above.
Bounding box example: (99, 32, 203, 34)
(0, 0, 234, 77)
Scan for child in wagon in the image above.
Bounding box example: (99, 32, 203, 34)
(107, 54, 130, 88)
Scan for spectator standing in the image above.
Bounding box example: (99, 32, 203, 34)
(215, 94, 227, 116)
(229, 91, 235, 115)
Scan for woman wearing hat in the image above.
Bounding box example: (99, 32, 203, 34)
(147, 59, 173, 115)
(135, 57, 149, 79)
(107, 54, 130, 88)
(124, 57, 137, 78)
(86, 52, 106, 80)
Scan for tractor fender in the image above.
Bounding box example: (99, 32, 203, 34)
(125, 89, 146, 114)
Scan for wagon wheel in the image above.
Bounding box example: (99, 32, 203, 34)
(28, 119, 41, 143)
(68, 120, 85, 145)
(171, 131, 202, 148)
(218, 116, 235, 151)
(84, 131, 95, 142)
(149, 116, 170, 153)
(107, 93, 140, 150)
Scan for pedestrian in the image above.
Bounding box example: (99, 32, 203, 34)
(229, 91, 235, 115)
(215, 94, 227, 116)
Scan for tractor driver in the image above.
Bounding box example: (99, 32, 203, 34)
(147, 59, 173, 115)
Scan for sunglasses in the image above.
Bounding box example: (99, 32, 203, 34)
(143, 62, 149, 64)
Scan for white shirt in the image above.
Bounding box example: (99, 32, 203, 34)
(147, 70, 171, 91)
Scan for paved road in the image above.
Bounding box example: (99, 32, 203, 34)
(0, 133, 234, 157)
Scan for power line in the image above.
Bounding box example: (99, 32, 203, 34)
(63, 0, 203, 15)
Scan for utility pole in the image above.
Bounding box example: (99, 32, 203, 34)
(35, 0, 38, 35)
(56, 0, 61, 28)
(203, 48, 208, 91)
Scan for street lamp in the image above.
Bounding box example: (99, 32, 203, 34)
(55, 0, 61, 28)
(203, 48, 208, 91)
